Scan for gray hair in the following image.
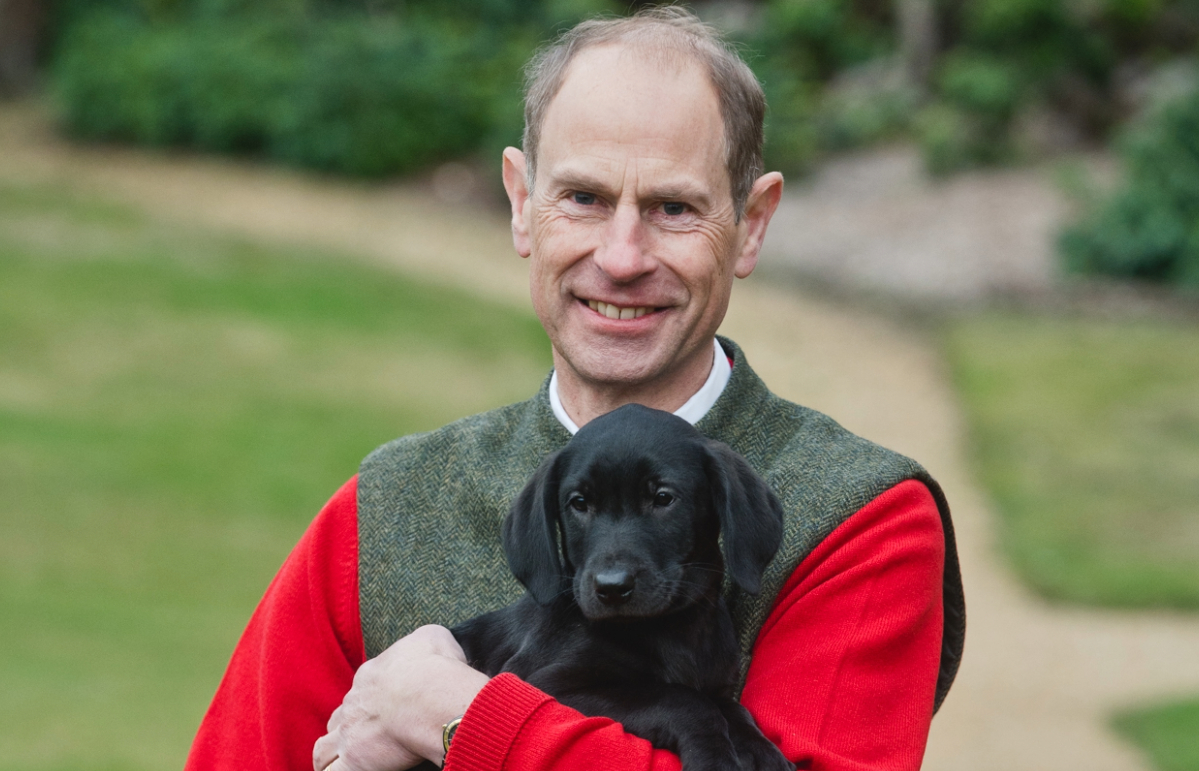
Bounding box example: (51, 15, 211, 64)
(521, 5, 766, 220)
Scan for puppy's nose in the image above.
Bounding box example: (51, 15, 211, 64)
(594, 570, 635, 605)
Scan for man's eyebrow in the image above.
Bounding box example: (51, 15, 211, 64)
(550, 171, 616, 196)
(650, 184, 711, 206)
(549, 170, 713, 206)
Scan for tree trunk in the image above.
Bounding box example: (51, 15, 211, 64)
(896, 0, 937, 92)
(0, 0, 46, 96)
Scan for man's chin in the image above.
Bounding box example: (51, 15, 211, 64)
(554, 340, 675, 390)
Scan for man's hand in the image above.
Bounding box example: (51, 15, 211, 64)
(313, 624, 490, 771)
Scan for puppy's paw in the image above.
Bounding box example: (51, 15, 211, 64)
(719, 700, 795, 771)
(731, 732, 794, 771)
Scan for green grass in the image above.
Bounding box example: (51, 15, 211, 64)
(0, 182, 551, 770)
(945, 311, 1199, 607)
(1115, 698, 1199, 771)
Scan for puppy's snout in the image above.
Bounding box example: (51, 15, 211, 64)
(594, 570, 635, 606)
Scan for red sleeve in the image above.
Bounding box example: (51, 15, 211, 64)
(185, 477, 364, 771)
(445, 479, 945, 771)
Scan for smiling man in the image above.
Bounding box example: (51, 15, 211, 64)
(185, 8, 964, 771)
(516, 38, 764, 424)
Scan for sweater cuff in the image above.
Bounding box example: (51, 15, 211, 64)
(444, 673, 553, 771)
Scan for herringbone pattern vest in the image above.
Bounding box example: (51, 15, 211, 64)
(358, 337, 964, 711)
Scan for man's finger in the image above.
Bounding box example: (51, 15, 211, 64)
(409, 624, 467, 662)
(326, 704, 345, 732)
(313, 732, 338, 771)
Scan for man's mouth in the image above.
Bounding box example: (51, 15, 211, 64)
(586, 300, 655, 320)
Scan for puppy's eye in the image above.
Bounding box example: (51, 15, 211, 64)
(568, 494, 588, 512)
(653, 491, 674, 507)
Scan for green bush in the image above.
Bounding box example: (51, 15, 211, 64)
(961, 0, 1114, 83)
(55, 15, 302, 150)
(760, 64, 821, 177)
(815, 62, 918, 151)
(760, 0, 891, 81)
(1060, 86, 1199, 286)
(913, 0, 1185, 173)
(52, 12, 523, 177)
(268, 20, 499, 175)
(917, 53, 1022, 173)
(753, 0, 900, 172)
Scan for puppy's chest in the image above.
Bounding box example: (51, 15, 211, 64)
(655, 644, 736, 692)
(535, 618, 740, 693)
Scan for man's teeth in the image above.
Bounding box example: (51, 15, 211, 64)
(588, 300, 652, 320)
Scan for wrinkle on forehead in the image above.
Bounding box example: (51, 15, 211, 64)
(605, 42, 732, 182)
(536, 44, 730, 198)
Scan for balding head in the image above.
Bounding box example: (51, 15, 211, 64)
(521, 6, 766, 220)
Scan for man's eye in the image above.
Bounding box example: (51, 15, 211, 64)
(661, 202, 687, 216)
(571, 192, 597, 206)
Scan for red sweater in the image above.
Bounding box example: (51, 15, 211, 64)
(186, 476, 944, 771)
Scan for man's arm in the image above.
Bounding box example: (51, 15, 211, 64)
(185, 477, 364, 771)
(742, 479, 945, 768)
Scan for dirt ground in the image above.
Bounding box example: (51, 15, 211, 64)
(5, 103, 1199, 769)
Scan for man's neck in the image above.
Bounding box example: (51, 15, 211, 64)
(551, 339, 725, 430)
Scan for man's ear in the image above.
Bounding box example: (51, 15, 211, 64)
(734, 171, 785, 279)
(502, 147, 532, 258)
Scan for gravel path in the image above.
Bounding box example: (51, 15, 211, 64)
(761, 145, 1087, 302)
(5, 104, 1199, 769)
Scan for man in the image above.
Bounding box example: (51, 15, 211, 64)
(186, 8, 963, 771)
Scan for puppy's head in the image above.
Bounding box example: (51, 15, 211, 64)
(503, 404, 784, 620)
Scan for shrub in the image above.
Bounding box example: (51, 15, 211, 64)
(759, 0, 892, 82)
(760, 65, 821, 177)
(753, 0, 899, 172)
(815, 60, 918, 151)
(1060, 85, 1199, 286)
(917, 0, 1130, 173)
(267, 19, 499, 175)
(917, 52, 1022, 173)
(52, 11, 522, 177)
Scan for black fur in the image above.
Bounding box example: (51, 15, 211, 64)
(451, 404, 794, 771)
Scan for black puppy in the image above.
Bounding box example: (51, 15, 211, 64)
(451, 404, 794, 771)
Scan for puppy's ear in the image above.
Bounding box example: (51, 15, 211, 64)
(502, 451, 567, 605)
(704, 441, 784, 594)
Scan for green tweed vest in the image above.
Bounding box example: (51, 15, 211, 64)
(358, 337, 965, 711)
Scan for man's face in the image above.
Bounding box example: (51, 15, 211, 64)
(507, 44, 760, 395)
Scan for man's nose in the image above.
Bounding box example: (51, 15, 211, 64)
(593, 203, 652, 283)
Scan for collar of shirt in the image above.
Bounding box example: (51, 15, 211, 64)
(548, 338, 732, 435)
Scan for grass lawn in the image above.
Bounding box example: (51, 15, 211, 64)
(1115, 697, 1199, 771)
(945, 311, 1199, 608)
(0, 182, 551, 770)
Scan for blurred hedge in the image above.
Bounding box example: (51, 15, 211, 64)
(927, 0, 1199, 174)
(52, 10, 533, 176)
(754, 0, 1199, 175)
(1061, 83, 1199, 287)
(45, 0, 1199, 186)
(753, 0, 901, 175)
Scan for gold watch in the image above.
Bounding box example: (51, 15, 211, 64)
(441, 715, 464, 760)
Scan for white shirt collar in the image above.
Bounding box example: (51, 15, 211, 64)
(548, 338, 732, 435)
